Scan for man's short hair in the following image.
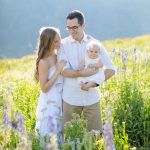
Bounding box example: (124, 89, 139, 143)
(66, 10, 85, 25)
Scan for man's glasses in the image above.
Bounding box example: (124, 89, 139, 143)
(66, 25, 80, 31)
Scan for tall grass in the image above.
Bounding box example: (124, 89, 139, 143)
(0, 35, 150, 149)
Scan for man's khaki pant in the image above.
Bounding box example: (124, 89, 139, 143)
(63, 101, 102, 132)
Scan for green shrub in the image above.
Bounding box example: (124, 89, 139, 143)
(114, 81, 150, 148)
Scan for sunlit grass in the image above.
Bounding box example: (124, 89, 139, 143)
(0, 35, 150, 149)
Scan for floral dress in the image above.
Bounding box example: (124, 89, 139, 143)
(36, 65, 63, 146)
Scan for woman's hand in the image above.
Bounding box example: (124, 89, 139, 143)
(56, 60, 67, 74)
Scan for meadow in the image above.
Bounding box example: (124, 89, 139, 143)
(0, 35, 150, 149)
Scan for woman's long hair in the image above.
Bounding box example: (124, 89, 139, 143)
(34, 27, 60, 82)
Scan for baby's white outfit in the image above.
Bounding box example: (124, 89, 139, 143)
(78, 55, 105, 84)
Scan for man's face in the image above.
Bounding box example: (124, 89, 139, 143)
(66, 18, 85, 41)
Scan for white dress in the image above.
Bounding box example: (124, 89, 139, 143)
(78, 55, 105, 84)
(36, 65, 63, 145)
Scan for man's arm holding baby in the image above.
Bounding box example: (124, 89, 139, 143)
(58, 47, 98, 78)
(56, 46, 99, 79)
(104, 69, 115, 81)
(81, 59, 115, 91)
(62, 59, 99, 78)
(88, 58, 115, 81)
(62, 67, 98, 78)
(80, 59, 104, 91)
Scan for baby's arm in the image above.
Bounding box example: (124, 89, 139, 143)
(88, 59, 104, 69)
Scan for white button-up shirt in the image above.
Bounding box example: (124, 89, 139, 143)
(58, 33, 115, 106)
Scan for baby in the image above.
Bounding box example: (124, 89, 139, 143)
(78, 41, 105, 91)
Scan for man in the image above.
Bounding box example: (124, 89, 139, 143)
(58, 10, 115, 132)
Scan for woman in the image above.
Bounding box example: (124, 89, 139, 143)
(34, 27, 66, 147)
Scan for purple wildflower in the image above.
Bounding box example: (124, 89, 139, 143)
(132, 48, 137, 63)
(121, 50, 128, 63)
(144, 56, 148, 63)
(6, 87, 12, 94)
(111, 48, 116, 56)
(103, 105, 115, 150)
(17, 113, 26, 135)
(133, 48, 136, 54)
(2, 114, 9, 124)
(112, 48, 116, 53)
(10, 121, 18, 129)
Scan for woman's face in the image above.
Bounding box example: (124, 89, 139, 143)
(52, 33, 61, 50)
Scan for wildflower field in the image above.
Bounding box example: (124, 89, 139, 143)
(0, 35, 150, 149)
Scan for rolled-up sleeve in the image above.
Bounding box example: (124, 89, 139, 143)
(57, 44, 70, 71)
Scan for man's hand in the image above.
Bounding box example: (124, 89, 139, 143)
(81, 82, 90, 91)
(81, 82, 97, 91)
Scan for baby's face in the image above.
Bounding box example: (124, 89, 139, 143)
(87, 45, 100, 59)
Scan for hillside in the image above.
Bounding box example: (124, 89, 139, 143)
(0, 34, 149, 81)
(0, 0, 150, 57)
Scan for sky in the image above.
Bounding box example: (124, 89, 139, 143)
(0, 0, 150, 58)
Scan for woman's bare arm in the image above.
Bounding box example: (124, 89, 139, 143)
(39, 59, 66, 93)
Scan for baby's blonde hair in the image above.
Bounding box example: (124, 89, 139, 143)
(87, 41, 101, 51)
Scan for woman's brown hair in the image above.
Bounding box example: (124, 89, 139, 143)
(34, 27, 60, 82)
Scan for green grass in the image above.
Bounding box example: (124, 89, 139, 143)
(0, 34, 150, 149)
